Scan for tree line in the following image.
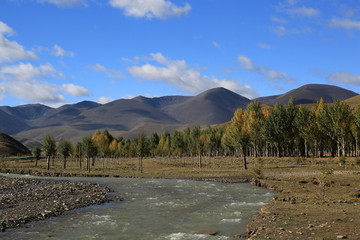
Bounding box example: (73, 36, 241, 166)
(34, 97, 360, 171)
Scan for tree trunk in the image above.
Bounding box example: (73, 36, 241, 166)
(47, 156, 50, 170)
(242, 146, 247, 170)
(63, 157, 66, 169)
(35, 158, 38, 167)
(198, 153, 202, 168)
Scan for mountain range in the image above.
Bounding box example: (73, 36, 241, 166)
(0, 84, 358, 148)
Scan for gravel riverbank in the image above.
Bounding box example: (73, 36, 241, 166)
(0, 176, 112, 232)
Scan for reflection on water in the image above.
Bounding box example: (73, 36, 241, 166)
(0, 175, 272, 240)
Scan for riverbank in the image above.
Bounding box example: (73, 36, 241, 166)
(1, 156, 360, 239)
(0, 176, 112, 232)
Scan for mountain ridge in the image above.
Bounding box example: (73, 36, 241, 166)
(0, 84, 358, 147)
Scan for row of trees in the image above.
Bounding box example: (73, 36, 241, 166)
(35, 98, 360, 171)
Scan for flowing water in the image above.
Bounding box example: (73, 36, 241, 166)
(0, 175, 272, 240)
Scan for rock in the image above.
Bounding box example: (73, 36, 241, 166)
(197, 231, 219, 236)
(337, 235, 347, 239)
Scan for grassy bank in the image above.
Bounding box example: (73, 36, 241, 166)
(1, 156, 359, 239)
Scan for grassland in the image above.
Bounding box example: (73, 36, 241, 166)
(1, 156, 359, 239)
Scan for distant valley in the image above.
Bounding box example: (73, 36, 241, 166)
(0, 84, 358, 147)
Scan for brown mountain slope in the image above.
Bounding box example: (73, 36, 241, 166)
(344, 95, 360, 108)
(0, 132, 31, 156)
(162, 87, 251, 125)
(260, 84, 358, 105)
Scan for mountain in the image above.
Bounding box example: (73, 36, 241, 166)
(344, 95, 360, 108)
(256, 84, 358, 105)
(0, 132, 31, 156)
(1, 84, 358, 146)
(161, 87, 251, 124)
(0, 88, 250, 145)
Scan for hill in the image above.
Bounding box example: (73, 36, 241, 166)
(0, 132, 31, 156)
(0, 88, 250, 144)
(256, 84, 358, 105)
(344, 95, 360, 108)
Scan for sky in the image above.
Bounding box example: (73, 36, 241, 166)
(0, 0, 359, 107)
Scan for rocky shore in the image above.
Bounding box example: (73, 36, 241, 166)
(0, 176, 112, 232)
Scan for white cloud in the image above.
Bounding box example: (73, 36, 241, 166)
(0, 62, 63, 80)
(258, 42, 271, 49)
(97, 96, 112, 104)
(0, 62, 88, 104)
(52, 45, 74, 57)
(0, 21, 14, 35)
(128, 53, 257, 98)
(62, 83, 89, 96)
(329, 17, 360, 30)
(327, 71, 360, 85)
(213, 41, 221, 48)
(270, 25, 312, 36)
(0, 21, 37, 63)
(270, 16, 288, 24)
(0, 79, 65, 103)
(37, 0, 86, 7)
(237, 55, 292, 82)
(109, 0, 191, 19)
(90, 64, 124, 79)
(286, 6, 320, 17)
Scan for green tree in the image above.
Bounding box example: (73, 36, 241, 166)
(32, 146, 41, 167)
(137, 131, 147, 173)
(82, 136, 97, 172)
(58, 139, 72, 169)
(42, 135, 56, 170)
(294, 106, 314, 157)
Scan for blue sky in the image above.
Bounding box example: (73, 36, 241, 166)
(0, 0, 359, 107)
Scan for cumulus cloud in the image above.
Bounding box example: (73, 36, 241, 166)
(0, 62, 88, 104)
(327, 71, 360, 85)
(128, 53, 257, 98)
(286, 6, 320, 17)
(258, 42, 271, 49)
(90, 64, 124, 79)
(0, 62, 63, 81)
(97, 96, 112, 104)
(329, 18, 360, 30)
(52, 45, 74, 57)
(238, 55, 292, 82)
(270, 25, 312, 36)
(0, 21, 37, 63)
(37, 0, 86, 7)
(0, 79, 65, 103)
(109, 0, 191, 19)
(62, 83, 89, 96)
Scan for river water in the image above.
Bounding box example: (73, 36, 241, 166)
(0, 175, 272, 240)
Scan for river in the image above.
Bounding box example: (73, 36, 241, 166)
(0, 175, 272, 240)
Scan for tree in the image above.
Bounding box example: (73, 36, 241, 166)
(137, 131, 147, 173)
(263, 104, 287, 157)
(42, 135, 56, 170)
(294, 106, 314, 157)
(246, 101, 265, 157)
(58, 139, 72, 169)
(225, 108, 250, 170)
(82, 136, 97, 172)
(32, 146, 41, 167)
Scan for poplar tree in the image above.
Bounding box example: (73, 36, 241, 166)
(42, 134, 56, 170)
